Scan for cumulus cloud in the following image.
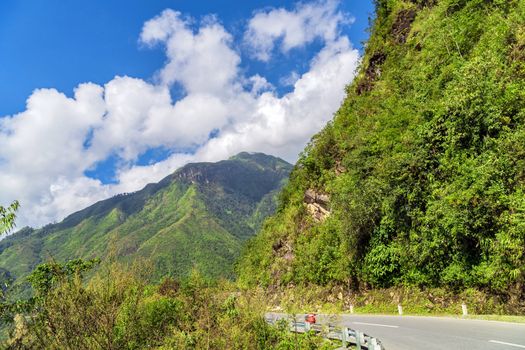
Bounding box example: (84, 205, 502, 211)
(244, 0, 353, 61)
(193, 37, 359, 162)
(140, 10, 240, 94)
(0, 0, 360, 228)
(0, 84, 109, 225)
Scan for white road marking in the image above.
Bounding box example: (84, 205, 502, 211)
(489, 340, 525, 348)
(353, 321, 399, 328)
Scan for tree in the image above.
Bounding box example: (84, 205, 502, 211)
(0, 201, 19, 235)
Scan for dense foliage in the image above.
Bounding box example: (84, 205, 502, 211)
(2, 259, 332, 350)
(0, 153, 291, 298)
(238, 0, 525, 308)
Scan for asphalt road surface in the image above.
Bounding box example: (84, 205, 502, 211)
(267, 313, 525, 350)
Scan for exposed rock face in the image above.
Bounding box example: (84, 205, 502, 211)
(272, 239, 294, 261)
(304, 189, 330, 222)
(356, 52, 386, 95)
(392, 8, 417, 44)
(174, 167, 210, 184)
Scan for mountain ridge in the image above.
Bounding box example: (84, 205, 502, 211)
(0, 152, 292, 297)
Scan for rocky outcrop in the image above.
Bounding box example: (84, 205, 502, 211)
(272, 239, 294, 260)
(391, 8, 416, 44)
(174, 166, 210, 184)
(304, 189, 330, 222)
(356, 52, 386, 95)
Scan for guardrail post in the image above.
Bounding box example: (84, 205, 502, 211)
(355, 330, 362, 350)
(342, 327, 348, 348)
(397, 304, 403, 315)
(462, 303, 468, 316)
(350, 304, 354, 314)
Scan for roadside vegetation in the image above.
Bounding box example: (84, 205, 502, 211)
(0, 259, 336, 350)
(261, 284, 525, 320)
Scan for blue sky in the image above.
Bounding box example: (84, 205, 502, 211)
(0, 0, 373, 115)
(0, 0, 373, 227)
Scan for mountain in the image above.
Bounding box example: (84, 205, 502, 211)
(238, 0, 525, 307)
(0, 152, 292, 296)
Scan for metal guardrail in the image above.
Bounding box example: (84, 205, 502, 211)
(266, 316, 384, 350)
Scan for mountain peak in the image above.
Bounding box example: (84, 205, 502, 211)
(173, 153, 292, 202)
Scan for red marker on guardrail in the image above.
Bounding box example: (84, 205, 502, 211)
(305, 313, 316, 324)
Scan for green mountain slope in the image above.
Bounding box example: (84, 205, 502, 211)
(0, 152, 292, 296)
(239, 0, 525, 307)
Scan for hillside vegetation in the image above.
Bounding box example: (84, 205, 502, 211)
(238, 0, 525, 311)
(0, 153, 292, 297)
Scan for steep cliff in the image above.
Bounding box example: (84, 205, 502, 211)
(238, 0, 525, 309)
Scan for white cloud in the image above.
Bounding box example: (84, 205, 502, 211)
(140, 10, 240, 94)
(0, 0, 359, 229)
(279, 71, 300, 87)
(195, 37, 359, 162)
(244, 0, 353, 61)
(0, 84, 109, 226)
(90, 76, 172, 160)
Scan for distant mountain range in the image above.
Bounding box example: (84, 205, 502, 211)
(0, 152, 292, 297)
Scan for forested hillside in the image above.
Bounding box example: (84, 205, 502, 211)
(0, 152, 291, 297)
(239, 0, 525, 309)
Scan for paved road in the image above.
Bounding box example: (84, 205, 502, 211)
(267, 313, 525, 350)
